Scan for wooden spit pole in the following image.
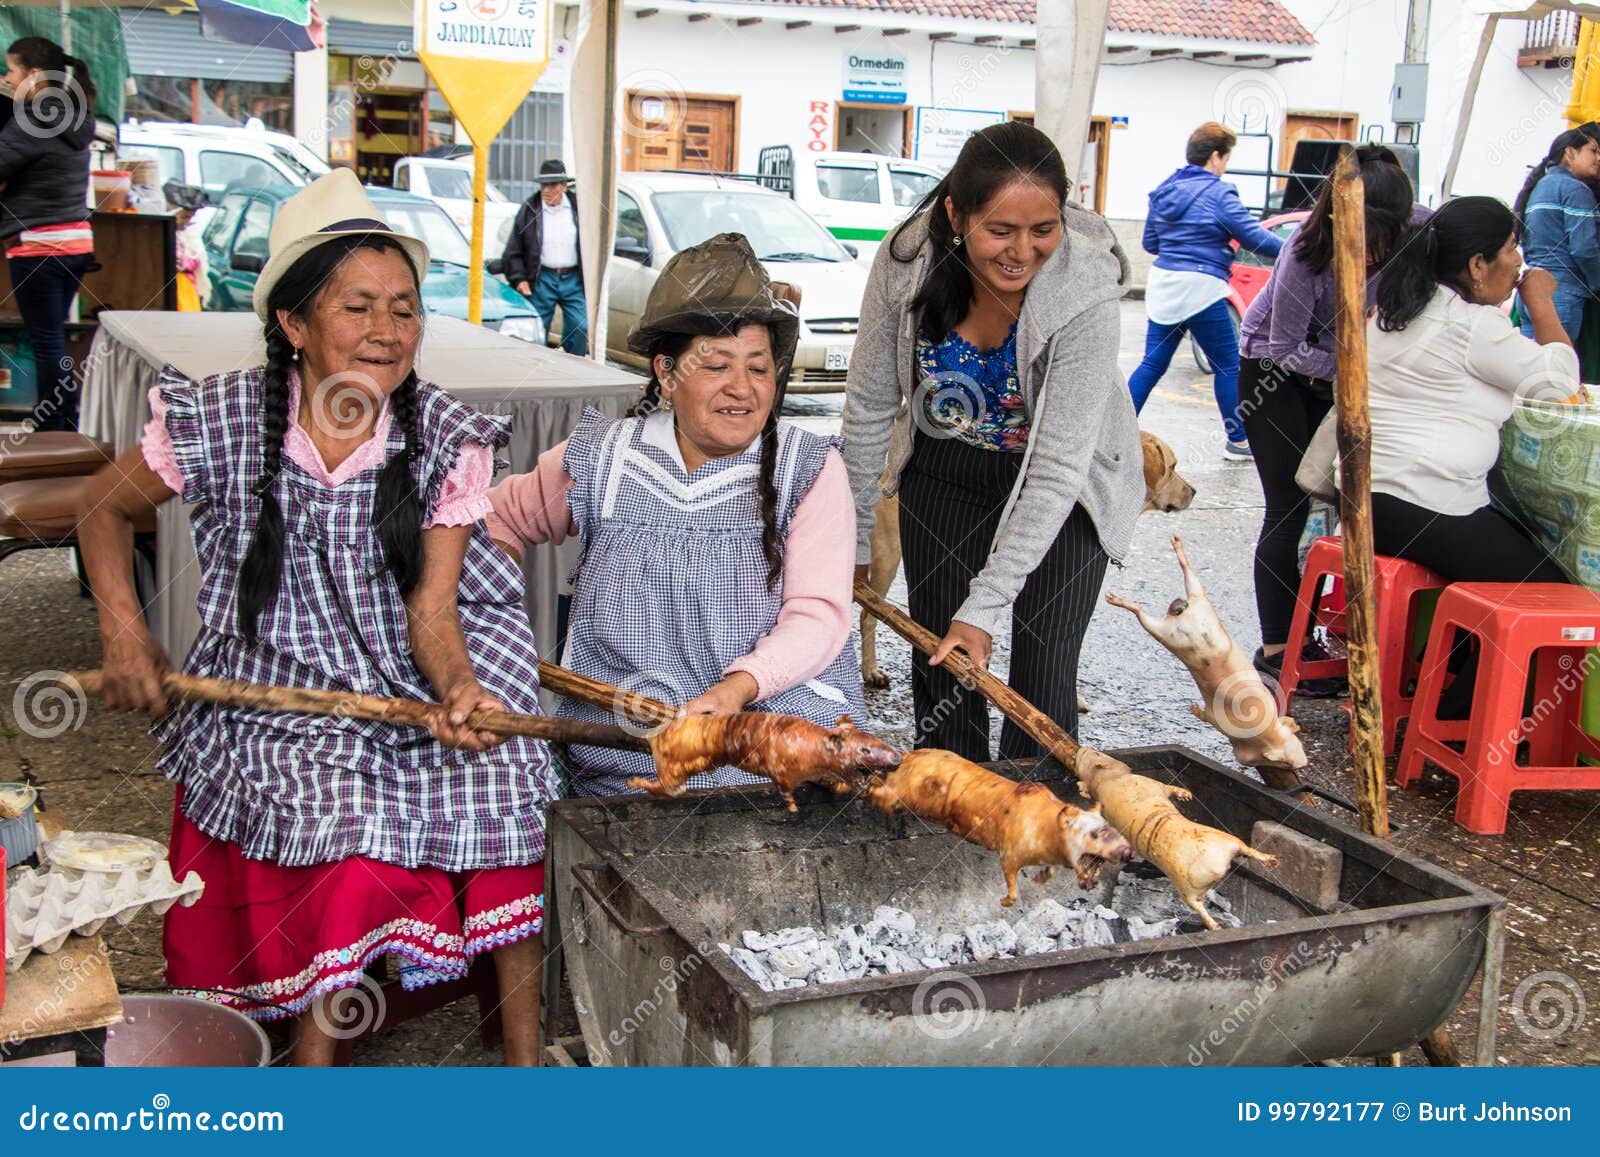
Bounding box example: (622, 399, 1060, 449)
(536, 660, 676, 726)
(63, 670, 653, 753)
(854, 581, 1083, 770)
(1330, 148, 1388, 841)
(1331, 149, 1459, 1067)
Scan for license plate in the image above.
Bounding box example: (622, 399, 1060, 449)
(825, 346, 852, 372)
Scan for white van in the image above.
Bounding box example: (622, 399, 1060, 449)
(393, 156, 521, 254)
(759, 149, 942, 264)
(118, 120, 329, 199)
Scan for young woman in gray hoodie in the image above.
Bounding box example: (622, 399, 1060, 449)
(841, 122, 1143, 760)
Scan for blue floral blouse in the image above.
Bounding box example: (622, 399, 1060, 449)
(916, 323, 1029, 451)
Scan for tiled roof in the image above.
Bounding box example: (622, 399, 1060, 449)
(749, 0, 1316, 45)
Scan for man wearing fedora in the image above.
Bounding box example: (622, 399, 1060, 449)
(502, 159, 588, 356)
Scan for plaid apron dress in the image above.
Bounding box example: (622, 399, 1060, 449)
(150, 365, 558, 1018)
(558, 407, 869, 797)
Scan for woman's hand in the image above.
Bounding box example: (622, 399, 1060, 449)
(99, 629, 173, 717)
(429, 680, 508, 752)
(681, 672, 759, 716)
(929, 620, 993, 673)
(1518, 267, 1557, 306)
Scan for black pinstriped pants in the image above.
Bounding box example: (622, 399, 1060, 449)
(898, 434, 1109, 763)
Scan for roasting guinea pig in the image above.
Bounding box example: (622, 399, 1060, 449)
(868, 749, 1133, 906)
(1106, 536, 1308, 776)
(1076, 749, 1278, 930)
(631, 713, 902, 811)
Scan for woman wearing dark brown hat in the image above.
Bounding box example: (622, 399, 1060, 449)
(487, 232, 868, 796)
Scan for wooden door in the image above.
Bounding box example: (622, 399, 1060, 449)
(1281, 112, 1356, 181)
(623, 92, 735, 172)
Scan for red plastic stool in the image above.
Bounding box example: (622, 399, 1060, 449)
(1277, 536, 1446, 754)
(1396, 583, 1600, 835)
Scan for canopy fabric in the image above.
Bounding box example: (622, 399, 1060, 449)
(196, 0, 319, 52)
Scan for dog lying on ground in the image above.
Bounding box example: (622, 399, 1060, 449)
(860, 431, 1196, 689)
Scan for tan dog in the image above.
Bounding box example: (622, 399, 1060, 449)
(1076, 748, 1278, 930)
(1105, 537, 1308, 777)
(861, 431, 1195, 689)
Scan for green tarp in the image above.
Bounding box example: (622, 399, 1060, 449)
(0, 7, 126, 124)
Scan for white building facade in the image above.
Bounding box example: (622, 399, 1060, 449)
(606, 0, 1578, 230)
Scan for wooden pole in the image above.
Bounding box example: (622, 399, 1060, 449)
(536, 660, 676, 726)
(1332, 149, 1459, 1066)
(1331, 148, 1389, 840)
(855, 580, 1082, 769)
(64, 670, 652, 754)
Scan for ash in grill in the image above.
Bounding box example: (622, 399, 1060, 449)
(724, 881, 1244, 992)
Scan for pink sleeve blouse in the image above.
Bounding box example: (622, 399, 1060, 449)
(486, 443, 855, 700)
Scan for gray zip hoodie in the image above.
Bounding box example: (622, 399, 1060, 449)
(840, 202, 1144, 641)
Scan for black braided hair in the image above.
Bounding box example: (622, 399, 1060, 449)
(236, 234, 422, 643)
(371, 368, 423, 595)
(755, 404, 783, 591)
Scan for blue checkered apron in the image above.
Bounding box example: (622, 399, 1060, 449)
(557, 407, 868, 797)
(151, 365, 558, 871)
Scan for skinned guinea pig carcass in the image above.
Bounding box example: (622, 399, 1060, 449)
(1106, 536, 1308, 781)
(867, 748, 1133, 907)
(631, 713, 902, 812)
(1075, 748, 1278, 930)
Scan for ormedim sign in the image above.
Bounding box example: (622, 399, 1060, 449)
(843, 50, 907, 104)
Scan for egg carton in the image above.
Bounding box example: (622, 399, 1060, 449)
(5, 858, 204, 973)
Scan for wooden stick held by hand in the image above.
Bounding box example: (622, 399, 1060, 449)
(536, 660, 675, 726)
(63, 670, 653, 753)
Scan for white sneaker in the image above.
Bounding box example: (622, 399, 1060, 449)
(1223, 440, 1253, 461)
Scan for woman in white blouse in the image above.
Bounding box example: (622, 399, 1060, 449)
(1369, 195, 1572, 582)
(1368, 195, 1572, 713)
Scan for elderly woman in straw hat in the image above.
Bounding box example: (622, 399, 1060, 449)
(76, 170, 558, 1065)
(487, 232, 867, 796)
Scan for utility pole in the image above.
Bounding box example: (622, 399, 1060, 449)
(1393, 0, 1431, 146)
(1034, 0, 1112, 188)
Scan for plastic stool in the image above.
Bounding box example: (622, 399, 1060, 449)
(1277, 536, 1446, 754)
(1396, 582, 1600, 835)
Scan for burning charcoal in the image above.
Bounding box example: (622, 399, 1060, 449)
(1081, 916, 1117, 948)
(873, 906, 917, 935)
(1025, 898, 1073, 939)
(742, 926, 818, 952)
(834, 925, 869, 972)
(929, 932, 969, 964)
(1092, 904, 1122, 924)
(862, 943, 890, 971)
(809, 962, 849, 985)
(964, 921, 1018, 963)
(881, 946, 921, 974)
(766, 940, 825, 979)
(1128, 917, 1182, 941)
(727, 945, 776, 987)
(1207, 889, 1236, 915)
(1012, 919, 1056, 956)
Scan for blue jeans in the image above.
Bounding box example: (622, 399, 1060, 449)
(8, 252, 92, 430)
(529, 268, 588, 356)
(1518, 289, 1585, 344)
(1127, 298, 1244, 444)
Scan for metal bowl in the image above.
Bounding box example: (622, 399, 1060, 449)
(106, 995, 270, 1067)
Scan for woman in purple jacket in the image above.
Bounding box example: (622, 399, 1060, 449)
(1128, 121, 1284, 459)
(1237, 144, 1417, 688)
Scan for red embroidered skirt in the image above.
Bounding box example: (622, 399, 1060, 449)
(164, 794, 544, 1022)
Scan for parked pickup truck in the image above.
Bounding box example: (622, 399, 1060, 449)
(393, 156, 521, 255)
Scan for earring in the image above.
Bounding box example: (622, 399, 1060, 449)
(952, 234, 964, 248)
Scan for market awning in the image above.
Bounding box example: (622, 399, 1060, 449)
(195, 0, 321, 52)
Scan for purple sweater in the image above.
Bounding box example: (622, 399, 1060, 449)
(1240, 205, 1430, 382)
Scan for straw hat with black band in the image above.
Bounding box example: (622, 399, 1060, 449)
(627, 231, 800, 392)
(251, 169, 430, 321)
